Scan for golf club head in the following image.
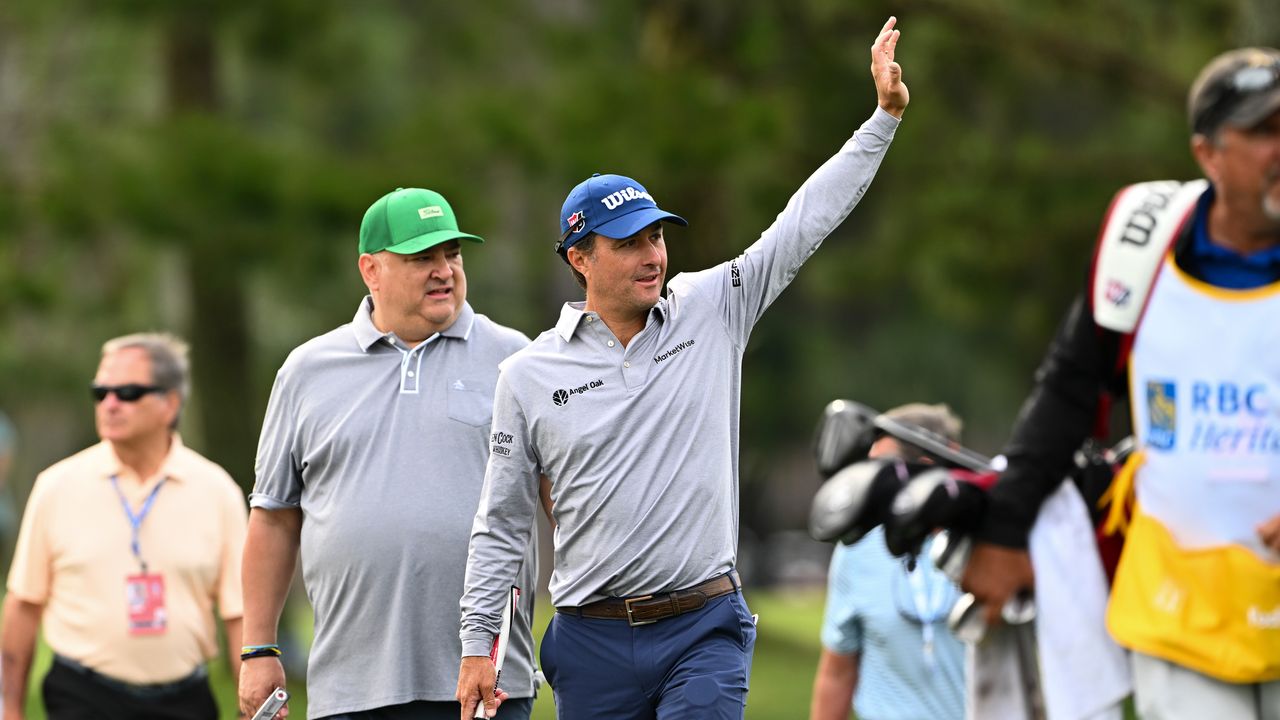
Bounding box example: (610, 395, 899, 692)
(948, 593, 987, 644)
(884, 467, 954, 557)
(928, 530, 972, 584)
(1001, 592, 1037, 625)
(884, 468, 987, 557)
(813, 400, 878, 479)
(946, 591, 1037, 645)
(808, 458, 901, 544)
(813, 399, 993, 478)
(873, 414, 993, 472)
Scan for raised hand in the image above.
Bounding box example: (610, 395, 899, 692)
(871, 16, 908, 118)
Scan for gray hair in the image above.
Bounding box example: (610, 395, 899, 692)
(102, 333, 191, 426)
(882, 402, 963, 463)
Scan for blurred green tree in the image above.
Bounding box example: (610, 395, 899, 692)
(0, 0, 1251, 536)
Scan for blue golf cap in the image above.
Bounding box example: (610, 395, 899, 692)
(556, 173, 688, 259)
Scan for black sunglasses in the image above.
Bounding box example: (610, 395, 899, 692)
(91, 384, 167, 403)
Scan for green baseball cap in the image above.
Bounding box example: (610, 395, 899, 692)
(358, 187, 484, 255)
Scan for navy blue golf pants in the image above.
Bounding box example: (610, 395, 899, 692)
(540, 592, 757, 720)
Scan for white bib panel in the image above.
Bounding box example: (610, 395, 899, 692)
(1129, 259, 1280, 560)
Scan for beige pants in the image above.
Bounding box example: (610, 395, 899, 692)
(1132, 652, 1280, 720)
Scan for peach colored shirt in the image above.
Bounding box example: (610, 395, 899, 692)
(7, 437, 247, 684)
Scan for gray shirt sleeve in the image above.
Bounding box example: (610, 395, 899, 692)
(669, 107, 900, 347)
(249, 365, 304, 509)
(459, 370, 541, 656)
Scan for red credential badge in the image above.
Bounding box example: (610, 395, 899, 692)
(126, 573, 167, 635)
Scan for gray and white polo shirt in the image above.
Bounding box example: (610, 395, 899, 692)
(461, 108, 900, 655)
(252, 297, 535, 717)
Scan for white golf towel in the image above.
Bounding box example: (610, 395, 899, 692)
(967, 481, 1131, 719)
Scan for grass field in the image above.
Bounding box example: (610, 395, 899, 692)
(14, 587, 829, 720)
(15, 588, 1141, 719)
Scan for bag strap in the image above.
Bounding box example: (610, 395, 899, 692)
(1089, 179, 1206, 333)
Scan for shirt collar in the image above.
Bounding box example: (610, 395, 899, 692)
(554, 302, 589, 342)
(554, 299, 669, 342)
(442, 302, 476, 340)
(1191, 186, 1280, 267)
(99, 434, 192, 484)
(352, 296, 385, 350)
(352, 295, 476, 351)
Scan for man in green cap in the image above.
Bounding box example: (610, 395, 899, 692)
(238, 188, 539, 719)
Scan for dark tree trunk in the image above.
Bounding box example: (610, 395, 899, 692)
(163, 11, 258, 491)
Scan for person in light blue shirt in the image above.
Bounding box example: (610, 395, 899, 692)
(810, 403, 966, 720)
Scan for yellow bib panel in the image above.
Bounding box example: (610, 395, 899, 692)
(1107, 510, 1280, 683)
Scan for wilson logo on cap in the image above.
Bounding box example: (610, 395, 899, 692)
(418, 206, 444, 220)
(600, 186, 654, 210)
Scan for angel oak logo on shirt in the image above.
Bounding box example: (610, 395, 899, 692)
(552, 379, 605, 406)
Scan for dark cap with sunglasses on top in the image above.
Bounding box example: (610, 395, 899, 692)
(1188, 47, 1280, 136)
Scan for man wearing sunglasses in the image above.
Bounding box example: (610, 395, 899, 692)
(962, 48, 1280, 718)
(810, 403, 966, 720)
(239, 188, 538, 720)
(2, 333, 248, 719)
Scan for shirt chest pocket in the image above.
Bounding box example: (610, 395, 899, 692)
(447, 383, 494, 427)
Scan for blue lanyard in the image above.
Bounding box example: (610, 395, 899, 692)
(892, 539, 958, 671)
(892, 540, 956, 626)
(109, 475, 166, 574)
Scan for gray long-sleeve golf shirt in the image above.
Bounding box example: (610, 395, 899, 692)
(461, 107, 900, 655)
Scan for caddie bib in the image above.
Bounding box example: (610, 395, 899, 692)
(1111, 257, 1280, 682)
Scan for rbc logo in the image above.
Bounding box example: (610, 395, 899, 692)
(1190, 381, 1269, 416)
(1146, 380, 1177, 451)
(552, 389, 569, 406)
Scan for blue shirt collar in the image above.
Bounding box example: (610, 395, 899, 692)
(1191, 186, 1280, 268)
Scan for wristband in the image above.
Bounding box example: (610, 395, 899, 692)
(240, 644, 282, 661)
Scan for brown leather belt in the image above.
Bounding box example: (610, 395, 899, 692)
(557, 572, 740, 627)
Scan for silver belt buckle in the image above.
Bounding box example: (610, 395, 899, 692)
(624, 595, 657, 626)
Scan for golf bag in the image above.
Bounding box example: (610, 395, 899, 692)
(808, 400, 1135, 720)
